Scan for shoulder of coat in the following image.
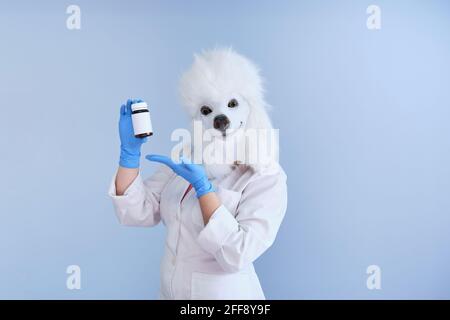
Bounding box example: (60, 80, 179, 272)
(241, 162, 287, 187)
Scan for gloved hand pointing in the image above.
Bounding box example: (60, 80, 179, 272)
(118, 98, 147, 168)
(146, 155, 215, 198)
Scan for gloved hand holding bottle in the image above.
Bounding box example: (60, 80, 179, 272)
(115, 98, 148, 196)
(119, 98, 148, 168)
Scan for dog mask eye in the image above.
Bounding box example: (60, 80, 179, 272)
(228, 99, 238, 108)
(200, 106, 212, 116)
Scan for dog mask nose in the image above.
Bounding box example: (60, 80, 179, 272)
(213, 114, 230, 131)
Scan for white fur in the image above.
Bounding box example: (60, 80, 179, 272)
(179, 48, 278, 177)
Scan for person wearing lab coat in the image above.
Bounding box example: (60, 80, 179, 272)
(108, 48, 287, 299)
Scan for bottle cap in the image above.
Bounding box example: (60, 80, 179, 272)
(131, 102, 148, 112)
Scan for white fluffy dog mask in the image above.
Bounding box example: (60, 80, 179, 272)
(179, 48, 278, 178)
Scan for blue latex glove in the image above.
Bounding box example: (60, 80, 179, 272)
(146, 155, 215, 198)
(118, 98, 147, 168)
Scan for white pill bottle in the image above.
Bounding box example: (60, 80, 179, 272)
(131, 101, 153, 138)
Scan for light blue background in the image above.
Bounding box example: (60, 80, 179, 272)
(1, 0, 449, 299)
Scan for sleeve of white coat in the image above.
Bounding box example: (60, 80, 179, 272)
(108, 165, 174, 227)
(196, 170, 288, 272)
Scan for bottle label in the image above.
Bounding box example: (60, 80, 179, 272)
(131, 108, 153, 135)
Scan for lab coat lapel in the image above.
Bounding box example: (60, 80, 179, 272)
(173, 176, 191, 217)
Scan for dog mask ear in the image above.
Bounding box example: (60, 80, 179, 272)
(244, 95, 273, 131)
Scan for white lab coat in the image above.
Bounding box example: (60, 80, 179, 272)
(108, 163, 287, 300)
